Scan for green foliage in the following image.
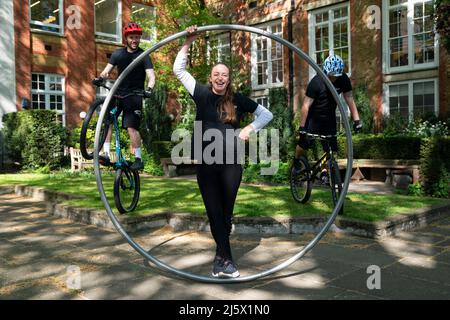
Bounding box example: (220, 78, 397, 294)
(408, 182, 424, 197)
(381, 113, 410, 136)
(337, 134, 422, 160)
(434, 0, 450, 53)
(266, 87, 295, 162)
(2, 110, 67, 170)
(420, 137, 450, 198)
(353, 83, 374, 134)
(174, 91, 197, 133)
(404, 120, 449, 138)
(141, 82, 173, 153)
(242, 161, 290, 184)
(141, 149, 164, 177)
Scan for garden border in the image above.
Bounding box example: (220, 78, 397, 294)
(4, 185, 449, 239)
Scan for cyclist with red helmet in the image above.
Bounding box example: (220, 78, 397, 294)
(98, 22, 155, 171)
(294, 52, 362, 176)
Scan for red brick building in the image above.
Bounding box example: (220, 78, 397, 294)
(1, 0, 448, 131)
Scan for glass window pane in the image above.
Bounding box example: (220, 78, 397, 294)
(30, 0, 61, 32)
(131, 3, 156, 42)
(390, 37, 408, 67)
(95, 0, 119, 39)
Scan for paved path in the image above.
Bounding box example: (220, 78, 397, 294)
(1, 192, 449, 300)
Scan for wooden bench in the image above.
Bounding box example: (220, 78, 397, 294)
(69, 147, 117, 172)
(160, 157, 198, 177)
(70, 147, 93, 172)
(337, 159, 421, 185)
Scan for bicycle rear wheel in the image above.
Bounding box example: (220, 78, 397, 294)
(114, 167, 140, 214)
(290, 156, 312, 204)
(328, 158, 344, 215)
(80, 99, 111, 160)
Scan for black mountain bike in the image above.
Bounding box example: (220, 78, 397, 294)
(80, 78, 151, 214)
(290, 132, 344, 215)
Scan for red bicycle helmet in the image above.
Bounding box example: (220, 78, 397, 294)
(123, 22, 143, 38)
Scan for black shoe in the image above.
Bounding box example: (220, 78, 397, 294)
(130, 158, 144, 171)
(211, 256, 225, 278)
(218, 259, 240, 278)
(99, 154, 111, 166)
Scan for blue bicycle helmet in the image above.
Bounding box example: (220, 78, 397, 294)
(323, 54, 345, 77)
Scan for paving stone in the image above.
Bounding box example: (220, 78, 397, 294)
(384, 258, 450, 286)
(327, 268, 450, 299)
(0, 281, 78, 300)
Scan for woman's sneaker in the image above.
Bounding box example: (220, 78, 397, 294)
(219, 260, 240, 278)
(212, 256, 224, 278)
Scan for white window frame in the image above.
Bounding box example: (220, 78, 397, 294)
(255, 96, 270, 109)
(382, 0, 439, 74)
(95, 0, 122, 43)
(308, 2, 351, 80)
(131, 3, 157, 43)
(29, 0, 64, 35)
(383, 78, 439, 121)
(251, 20, 284, 90)
(207, 32, 231, 64)
(31, 73, 66, 126)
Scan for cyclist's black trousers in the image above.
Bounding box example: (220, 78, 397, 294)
(196, 164, 243, 261)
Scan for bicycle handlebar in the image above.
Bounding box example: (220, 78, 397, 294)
(91, 77, 152, 99)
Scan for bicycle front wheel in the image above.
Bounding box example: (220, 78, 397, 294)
(290, 156, 312, 204)
(328, 158, 344, 215)
(80, 99, 110, 160)
(114, 167, 140, 214)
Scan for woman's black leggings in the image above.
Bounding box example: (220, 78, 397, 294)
(196, 164, 243, 261)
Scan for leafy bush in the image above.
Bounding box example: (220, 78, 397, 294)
(141, 150, 165, 176)
(337, 134, 422, 160)
(242, 161, 290, 184)
(266, 87, 295, 162)
(353, 83, 374, 134)
(420, 137, 450, 197)
(2, 110, 67, 170)
(141, 82, 173, 153)
(381, 113, 410, 136)
(404, 120, 449, 138)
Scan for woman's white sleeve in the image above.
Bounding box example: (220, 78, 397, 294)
(173, 51, 196, 96)
(250, 105, 274, 133)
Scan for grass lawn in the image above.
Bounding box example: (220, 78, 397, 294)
(0, 172, 447, 222)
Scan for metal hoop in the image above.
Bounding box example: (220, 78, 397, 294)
(94, 24, 354, 284)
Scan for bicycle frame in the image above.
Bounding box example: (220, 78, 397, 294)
(109, 105, 128, 169)
(305, 133, 337, 180)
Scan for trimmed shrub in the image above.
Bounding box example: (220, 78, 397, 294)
(420, 137, 450, 197)
(2, 110, 67, 170)
(337, 135, 422, 160)
(266, 87, 295, 162)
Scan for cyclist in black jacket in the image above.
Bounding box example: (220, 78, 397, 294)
(99, 22, 155, 171)
(294, 53, 362, 180)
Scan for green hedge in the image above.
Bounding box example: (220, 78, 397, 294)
(2, 110, 67, 169)
(420, 137, 450, 197)
(337, 135, 422, 160)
